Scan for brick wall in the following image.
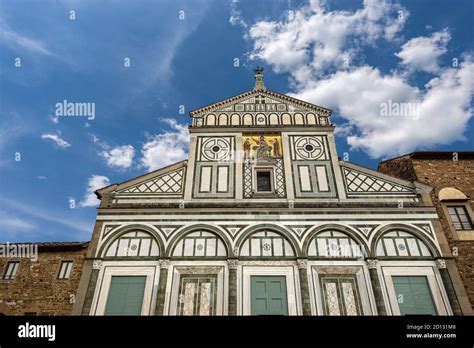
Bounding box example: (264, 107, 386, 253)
(379, 154, 474, 310)
(0, 243, 89, 315)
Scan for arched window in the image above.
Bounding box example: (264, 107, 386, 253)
(105, 231, 159, 257)
(231, 113, 240, 125)
(306, 113, 317, 125)
(206, 114, 216, 126)
(281, 113, 291, 125)
(240, 231, 294, 257)
(269, 113, 279, 125)
(172, 231, 227, 257)
(218, 113, 228, 125)
(376, 231, 432, 257)
(308, 231, 364, 258)
(294, 113, 304, 125)
(243, 114, 253, 125)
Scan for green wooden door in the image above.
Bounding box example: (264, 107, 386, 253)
(105, 276, 146, 315)
(392, 276, 438, 315)
(251, 276, 288, 315)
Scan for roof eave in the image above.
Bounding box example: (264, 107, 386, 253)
(189, 89, 332, 117)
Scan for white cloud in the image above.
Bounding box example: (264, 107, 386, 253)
(248, 0, 407, 84)
(0, 25, 54, 56)
(49, 114, 59, 124)
(229, 0, 247, 28)
(79, 175, 110, 207)
(0, 196, 92, 235)
(140, 119, 189, 171)
(291, 59, 474, 158)
(395, 29, 451, 73)
(90, 134, 135, 170)
(41, 133, 71, 148)
(0, 210, 36, 231)
(100, 145, 135, 169)
(0, 111, 34, 167)
(244, 0, 473, 158)
(90, 133, 106, 147)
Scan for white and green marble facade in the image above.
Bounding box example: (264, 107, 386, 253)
(73, 72, 459, 316)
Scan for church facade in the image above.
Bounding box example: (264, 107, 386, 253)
(72, 69, 462, 316)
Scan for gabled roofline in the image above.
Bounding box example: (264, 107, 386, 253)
(340, 160, 417, 188)
(0, 241, 90, 251)
(95, 160, 188, 199)
(379, 151, 474, 164)
(188, 125, 336, 132)
(189, 88, 332, 117)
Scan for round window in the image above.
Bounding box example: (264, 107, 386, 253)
(211, 145, 221, 153)
(304, 144, 314, 152)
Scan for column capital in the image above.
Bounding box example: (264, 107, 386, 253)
(296, 259, 308, 269)
(366, 259, 378, 269)
(436, 259, 447, 269)
(92, 259, 103, 270)
(159, 259, 170, 269)
(227, 259, 239, 269)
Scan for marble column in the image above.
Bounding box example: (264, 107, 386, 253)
(155, 259, 170, 315)
(227, 259, 239, 315)
(297, 259, 312, 315)
(367, 259, 387, 315)
(80, 260, 102, 315)
(437, 259, 462, 315)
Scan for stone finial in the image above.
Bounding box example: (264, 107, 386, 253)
(253, 66, 266, 91)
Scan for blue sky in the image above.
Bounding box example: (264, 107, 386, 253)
(0, 0, 473, 243)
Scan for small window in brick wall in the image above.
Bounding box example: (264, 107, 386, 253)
(3, 261, 20, 280)
(447, 206, 473, 230)
(58, 261, 73, 279)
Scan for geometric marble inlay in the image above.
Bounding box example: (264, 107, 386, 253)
(350, 225, 378, 237)
(104, 225, 115, 236)
(156, 226, 183, 239)
(222, 226, 246, 238)
(343, 168, 412, 193)
(285, 225, 312, 238)
(120, 168, 184, 194)
(413, 224, 434, 237)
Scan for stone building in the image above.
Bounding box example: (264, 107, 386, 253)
(379, 151, 474, 314)
(73, 69, 465, 316)
(0, 242, 89, 315)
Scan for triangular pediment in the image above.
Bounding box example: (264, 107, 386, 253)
(189, 89, 332, 118)
(96, 160, 187, 198)
(341, 161, 417, 197)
